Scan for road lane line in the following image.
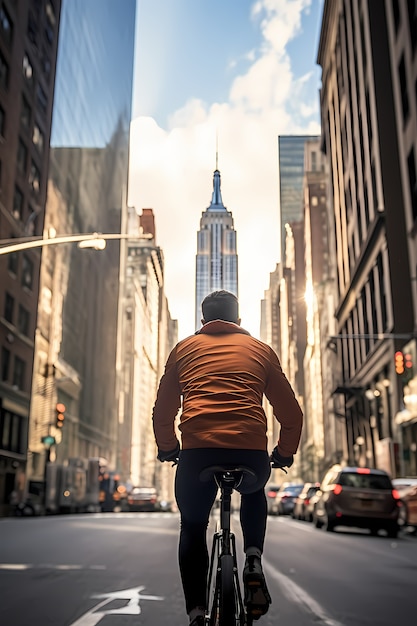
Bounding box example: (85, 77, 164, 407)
(0, 563, 107, 570)
(263, 559, 345, 626)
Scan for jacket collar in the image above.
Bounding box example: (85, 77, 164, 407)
(196, 320, 251, 336)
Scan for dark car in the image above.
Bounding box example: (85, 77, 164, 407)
(292, 482, 320, 520)
(313, 465, 401, 537)
(127, 487, 159, 512)
(272, 482, 304, 515)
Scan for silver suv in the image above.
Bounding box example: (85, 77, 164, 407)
(313, 465, 401, 538)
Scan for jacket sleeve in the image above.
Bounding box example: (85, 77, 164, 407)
(152, 347, 182, 451)
(264, 348, 303, 457)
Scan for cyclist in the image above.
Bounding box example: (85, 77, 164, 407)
(152, 290, 303, 625)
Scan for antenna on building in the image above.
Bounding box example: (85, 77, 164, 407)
(216, 131, 219, 170)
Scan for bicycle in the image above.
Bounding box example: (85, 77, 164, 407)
(200, 464, 260, 626)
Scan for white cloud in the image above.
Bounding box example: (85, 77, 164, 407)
(128, 0, 320, 340)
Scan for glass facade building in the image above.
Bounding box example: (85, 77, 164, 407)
(195, 169, 238, 330)
(27, 0, 137, 488)
(278, 135, 319, 262)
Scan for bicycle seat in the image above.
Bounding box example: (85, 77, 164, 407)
(199, 465, 257, 489)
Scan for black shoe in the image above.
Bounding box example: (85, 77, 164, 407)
(243, 555, 271, 620)
(189, 615, 205, 626)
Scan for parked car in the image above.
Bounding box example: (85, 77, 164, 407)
(292, 482, 320, 520)
(265, 484, 281, 515)
(272, 483, 304, 515)
(127, 486, 160, 512)
(313, 465, 401, 537)
(392, 477, 417, 532)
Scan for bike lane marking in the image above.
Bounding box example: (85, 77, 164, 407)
(68, 585, 164, 625)
(263, 559, 344, 626)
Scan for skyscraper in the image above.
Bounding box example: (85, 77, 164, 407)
(0, 0, 62, 517)
(278, 135, 320, 262)
(27, 0, 136, 493)
(195, 168, 238, 330)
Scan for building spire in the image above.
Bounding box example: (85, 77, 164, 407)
(216, 131, 218, 170)
(208, 134, 226, 211)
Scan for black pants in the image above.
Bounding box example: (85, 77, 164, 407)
(175, 448, 271, 614)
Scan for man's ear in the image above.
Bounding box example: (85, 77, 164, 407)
(237, 318, 241, 326)
(201, 318, 206, 325)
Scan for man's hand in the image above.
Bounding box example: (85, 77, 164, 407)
(270, 446, 294, 469)
(157, 441, 180, 463)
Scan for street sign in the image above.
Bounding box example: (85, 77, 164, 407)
(41, 435, 56, 446)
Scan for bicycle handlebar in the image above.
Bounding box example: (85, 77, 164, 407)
(271, 463, 288, 473)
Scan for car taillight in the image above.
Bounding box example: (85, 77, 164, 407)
(267, 491, 276, 498)
(392, 489, 400, 500)
(356, 468, 371, 474)
(333, 484, 343, 495)
(305, 498, 310, 505)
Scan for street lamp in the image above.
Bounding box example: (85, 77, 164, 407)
(0, 232, 139, 255)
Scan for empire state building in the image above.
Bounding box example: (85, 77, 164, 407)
(195, 168, 238, 330)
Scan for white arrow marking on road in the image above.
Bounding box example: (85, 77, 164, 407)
(68, 585, 164, 625)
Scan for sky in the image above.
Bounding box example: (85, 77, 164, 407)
(128, 0, 324, 340)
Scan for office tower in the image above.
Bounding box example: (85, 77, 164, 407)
(278, 135, 319, 262)
(318, 0, 417, 475)
(195, 168, 238, 330)
(0, 0, 62, 516)
(26, 0, 136, 498)
(122, 208, 177, 495)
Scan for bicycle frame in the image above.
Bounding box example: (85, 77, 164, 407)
(203, 467, 255, 626)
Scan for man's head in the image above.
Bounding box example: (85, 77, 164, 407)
(201, 290, 240, 324)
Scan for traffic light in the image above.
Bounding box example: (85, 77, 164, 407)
(55, 402, 66, 428)
(404, 352, 413, 381)
(395, 351, 405, 375)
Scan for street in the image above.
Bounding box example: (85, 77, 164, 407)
(0, 511, 416, 626)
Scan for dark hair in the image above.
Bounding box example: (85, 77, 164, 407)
(201, 290, 239, 323)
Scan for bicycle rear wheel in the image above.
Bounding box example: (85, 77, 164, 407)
(219, 554, 236, 626)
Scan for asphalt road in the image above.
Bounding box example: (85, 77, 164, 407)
(0, 511, 416, 626)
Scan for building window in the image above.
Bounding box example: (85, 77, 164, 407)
(407, 0, 417, 53)
(4, 292, 14, 323)
(398, 55, 409, 123)
(32, 123, 44, 153)
(27, 11, 38, 46)
(26, 206, 38, 235)
(1, 347, 10, 381)
(17, 138, 28, 173)
(408, 147, 417, 222)
(41, 48, 51, 82)
(0, 49, 9, 90)
(392, 0, 400, 34)
(0, 103, 4, 136)
(13, 185, 24, 220)
(21, 254, 34, 290)
(0, 3, 13, 47)
(22, 53, 34, 88)
(18, 305, 30, 336)
(0, 409, 23, 453)
(20, 95, 31, 130)
(1, 409, 11, 448)
(36, 84, 47, 115)
(8, 250, 18, 275)
(29, 160, 40, 193)
(45, 1, 56, 45)
(12, 356, 25, 390)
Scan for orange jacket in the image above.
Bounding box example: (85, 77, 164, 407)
(152, 320, 303, 455)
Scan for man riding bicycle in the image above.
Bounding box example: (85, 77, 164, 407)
(152, 290, 303, 625)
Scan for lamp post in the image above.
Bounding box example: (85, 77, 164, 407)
(1, 230, 139, 512)
(0, 232, 139, 255)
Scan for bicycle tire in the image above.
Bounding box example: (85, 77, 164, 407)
(219, 554, 236, 626)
